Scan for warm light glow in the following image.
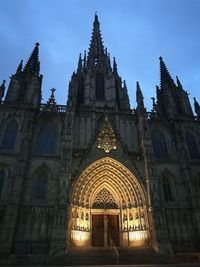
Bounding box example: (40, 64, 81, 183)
(71, 230, 90, 246)
(129, 230, 148, 241)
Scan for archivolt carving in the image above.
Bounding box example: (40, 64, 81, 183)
(70, 157, 146, 209)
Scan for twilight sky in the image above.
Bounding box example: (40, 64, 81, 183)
(0, 0, 200, 111)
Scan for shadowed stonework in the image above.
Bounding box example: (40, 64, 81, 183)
(0, 14, 199, 265)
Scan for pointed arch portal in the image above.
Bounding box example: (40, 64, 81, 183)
(69, 157, 149, 248)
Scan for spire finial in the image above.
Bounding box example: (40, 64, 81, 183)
(24, 42, 40, 75)
(159, 56, 175, 89)
(94, 12, 99, 23)
(87, 14, 106, 68)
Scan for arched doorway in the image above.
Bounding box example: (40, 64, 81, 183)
(69, 157, 149, 248)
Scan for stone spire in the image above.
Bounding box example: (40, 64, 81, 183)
(136, 81, 145, 110)
(113, 57, 118, 74)
(159, 56, 175, 88)
(0, 80, 6, 101)
(176, 75, 183, 89)
(87, 14, 106, 69)
(16, 60, 23, 74)
(83, 50, 87, 69)
(77, 53, 82, 72)
(23, 42, 40, 75)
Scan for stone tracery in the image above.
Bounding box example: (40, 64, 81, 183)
(69, 157, 149, 247)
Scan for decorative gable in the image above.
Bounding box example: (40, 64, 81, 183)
(97, 116, 117, 153)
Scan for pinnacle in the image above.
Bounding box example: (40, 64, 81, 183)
(87, 14, 106, 69)
(16, 60, 23, 74)
(159, 56, 175, 88)
(23, 42, 40, 75)
(94, 13, 99, 25)
(136, 81, 144, 109)
(176, 75, 183, 89)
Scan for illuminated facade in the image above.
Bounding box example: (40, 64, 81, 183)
(0, 14, 200, 263)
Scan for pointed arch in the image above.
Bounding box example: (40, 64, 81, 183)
(33, 173, 48, 200)
(70, 157, 146, 208)
(32, 166, 51, 201)
(185, 132, 200, 159)
(1, 119, 18, 150)
(152, 128, 168, 159)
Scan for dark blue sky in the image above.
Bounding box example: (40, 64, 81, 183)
(0, 0, 200, 111)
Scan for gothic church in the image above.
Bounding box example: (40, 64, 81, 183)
(0, 15, 200, 263)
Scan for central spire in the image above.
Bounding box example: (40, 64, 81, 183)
(87, 14, 106, 68)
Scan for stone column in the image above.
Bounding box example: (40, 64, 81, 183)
(104, 215, 108, 247)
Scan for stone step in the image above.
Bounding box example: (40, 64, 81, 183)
(64, 247, 173, 265)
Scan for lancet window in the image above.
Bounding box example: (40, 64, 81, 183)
(33, 173, 48, 200)
(1, 119, 18, 150)
(35, 121, 57, 154)
(152, 129, 168, 159)
(162, 175, 174, 202)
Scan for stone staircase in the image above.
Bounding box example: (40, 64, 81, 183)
(0, 247, 174, 265)
(62, 247, 173, 265)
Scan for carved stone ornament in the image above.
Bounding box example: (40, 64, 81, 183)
(97, 116, 117, 153)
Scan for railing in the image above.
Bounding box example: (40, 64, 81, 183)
(110, 238, 119, 264)
(40, 103, 67, 113)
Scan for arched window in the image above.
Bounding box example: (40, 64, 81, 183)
(1, 120, 18, 150)
(162, 175, 174, 202)
(0, 169, 6, 196)
(95, 72, 105, 100)
(33, 173, 48, 200)
(185, 132, 200, 159)
(35, 122, 57, 154)
(152, 129, 168, 159)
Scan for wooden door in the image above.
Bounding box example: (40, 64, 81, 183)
(107, 215, 119, 247)
(92, 215, 104, 247)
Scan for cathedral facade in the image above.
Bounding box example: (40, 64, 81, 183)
(0, 15, 200, 262)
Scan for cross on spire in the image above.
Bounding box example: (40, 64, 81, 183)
(51, 87, 56, 98)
